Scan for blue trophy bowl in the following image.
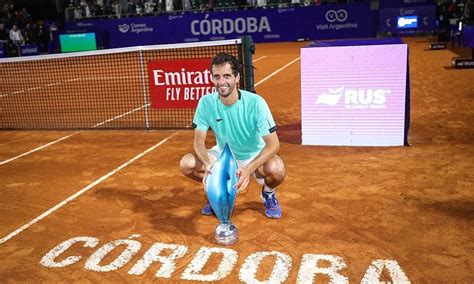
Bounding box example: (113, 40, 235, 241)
(205, 143, 239, 245)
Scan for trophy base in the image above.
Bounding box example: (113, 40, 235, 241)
(215, 223, 238, 246)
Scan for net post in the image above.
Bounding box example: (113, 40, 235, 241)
(139, 49, 151, 130)
(240, 36, 255, 93)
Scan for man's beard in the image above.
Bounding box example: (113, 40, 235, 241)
(217, 84, 234, 97)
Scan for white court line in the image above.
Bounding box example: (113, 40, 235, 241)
(66, 76, 138, 82)
(2, 76, 139, 98)
(0, 55, 296, 244)
(92, 104, 150, 128)
(255, 57, 300, 87)
(0, 130, 182, 245)
(90, 76, 139, 80)
(0, 132, 81, 166)
(0, 104, 148, 165)
(45, 82, 60, 87)
(253, 56, 267, 62)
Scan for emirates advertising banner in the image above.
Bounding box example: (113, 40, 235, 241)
(148, 58, 215, 109)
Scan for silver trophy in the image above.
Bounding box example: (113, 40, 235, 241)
(205, 143, 239, 245)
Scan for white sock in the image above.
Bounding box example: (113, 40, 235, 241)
(263, 185, 275, 193)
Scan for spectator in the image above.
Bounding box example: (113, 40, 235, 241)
(84, 2, 92, 17)
(74, 6, 83, 19)
(24, 22, 38, 45)
(9, 24, 24, 46)
(37, 21, 50, 53)
(0, 22, 8, 51)
(144, 0, 156, 13)
(165, 0, 173, 12)
(113, 2, 122, 18)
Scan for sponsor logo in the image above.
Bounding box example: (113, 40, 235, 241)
(399, 8, 415, 16)
(118, 23, 130, 33)
(453, 59, 474, 67)
(216, 118, 223, 122)
(315, 87, 392, 109)
(118, 23, 153, 34)
(317, 9, 358, 31)
(397, 16, 417, 28)
(210, 36, 225, 40)
(191, 16, 271, 35)
(429, 43, 446, 50)
(325, 9, 348, 23)
(423, 16, 429, 26)
(315, 87, 344, 106)
(316, 22, 358, 31)
(77, 22, 93, 27)
(403, 0, 426, 3)
(168, 15, 184, 20)
(148, 58, 215, 109)
(21, 47, 38, 54)
(263, 34, 280, 39)
(277, 8, 294, 13)
(184, 38, 199, 42)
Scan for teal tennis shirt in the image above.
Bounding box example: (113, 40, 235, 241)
(193, 90, 277, 160)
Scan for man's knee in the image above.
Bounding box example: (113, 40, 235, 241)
(264, 156, 286, 182)
(180, 153, 195, 176)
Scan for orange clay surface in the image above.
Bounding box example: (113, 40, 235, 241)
(0, 37, 473, 282)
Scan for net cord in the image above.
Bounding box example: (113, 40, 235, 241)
(0, 39, 243, 64)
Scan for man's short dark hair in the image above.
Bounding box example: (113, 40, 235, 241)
(211, 52, 240, 76)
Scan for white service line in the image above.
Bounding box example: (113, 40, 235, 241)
(92, 104, 150, 128)
(0, 104, 149, 165)
(0, 132, 81, 166)
(2, 76, 139, 98)
(45, 82, 61, 87)
(0, 130, 182, 245)
(252, 56, 267, 62)
(255, 57, 300, 87)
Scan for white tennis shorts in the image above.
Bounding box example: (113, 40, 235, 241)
(209, 145, 265, 185)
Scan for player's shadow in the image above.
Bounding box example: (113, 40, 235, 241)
(421, 199, 474, 220)
(234, 201, 266, 217)
(93, 186, 213, 239)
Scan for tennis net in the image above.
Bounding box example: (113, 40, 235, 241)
(0, 37, 254, 129)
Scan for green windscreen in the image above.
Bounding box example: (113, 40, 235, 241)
(59, 33, 97, 53)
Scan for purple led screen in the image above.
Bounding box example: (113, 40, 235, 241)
(301, 43, 408, 146)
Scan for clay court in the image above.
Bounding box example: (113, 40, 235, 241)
(0, 37, 473, 282)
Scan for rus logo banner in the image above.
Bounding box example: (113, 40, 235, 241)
(147, 58, 215, 109)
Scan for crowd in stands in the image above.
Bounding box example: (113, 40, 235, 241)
(436, 0, 473, 42)
(69, 0, 356, 20)
(0, 4, 54, 56)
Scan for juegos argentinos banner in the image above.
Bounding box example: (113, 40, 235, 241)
(147, 58, 215, 109)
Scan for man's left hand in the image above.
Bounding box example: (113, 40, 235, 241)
(235, 167, 251, 193)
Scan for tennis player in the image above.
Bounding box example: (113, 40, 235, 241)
(180, 52, 285, 219)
